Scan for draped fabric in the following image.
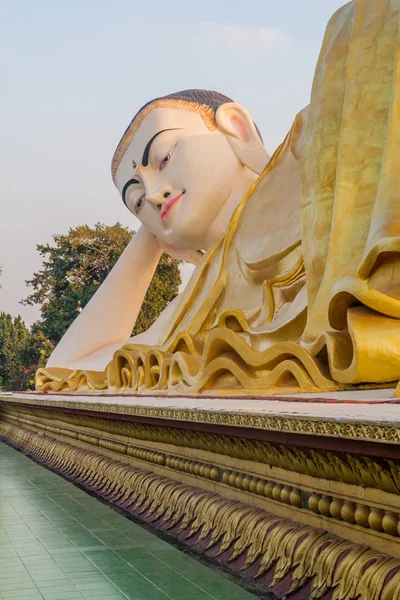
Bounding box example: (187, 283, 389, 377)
(36, 0, 400, 395)
(301, 0, 400, 386)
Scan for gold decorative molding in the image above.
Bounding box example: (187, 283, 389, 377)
(3, 404, 400, 497)
(306, 493, 400, 537)
(221, 469, 400, 537)
(2, 394, 400, 444)
(1, 420, 400, 600)
(3, 412, 400, 541)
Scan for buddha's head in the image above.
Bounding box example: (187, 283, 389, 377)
(112, 89, 269, 251)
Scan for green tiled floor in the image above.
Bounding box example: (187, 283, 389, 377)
(0, 442, 255, 600)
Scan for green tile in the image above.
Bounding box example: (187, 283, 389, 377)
(62, 567, 98, 576)
(0, 580, 37, 592)
(2, 592, 43, 600)
(67, 575, 104, 585)
(0, 567, 28, 577)
(22, 560, 57, 569)
(31, 570, 67, 582)
(58, 565, 93, 573)
(0, 442, 253, 600)
(82, 595, 126, 600)
(36, 585, 77, 595)
(34, 580, 73, 589)
(76, 581, 117, 592)
(69, 577, 108, 586)
(41, 593, 84, 600)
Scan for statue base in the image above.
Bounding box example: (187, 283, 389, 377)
(1, 391, 400, 600)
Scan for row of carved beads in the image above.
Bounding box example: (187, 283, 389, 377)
(308, 494, 399, 536)
(83, 434, 166, 466)
(221, 470, 302, 508)
(8, 413, 216, 480)
(165, 456, 219, 481)
(127, 446, 165, 465)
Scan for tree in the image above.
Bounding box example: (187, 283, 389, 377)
(0, 313, 29, 390)
(0, 314, 53, 391)
(19, 324, 54, 390)
(22, 223, 182, 344)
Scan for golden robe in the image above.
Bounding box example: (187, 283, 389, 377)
(37, 0, 400, 395)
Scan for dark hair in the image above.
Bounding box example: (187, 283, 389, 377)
(133, 89, 263, 142)
(136, 89, 232, 116)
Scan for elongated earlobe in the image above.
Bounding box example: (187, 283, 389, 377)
(216, 103, 270, 174)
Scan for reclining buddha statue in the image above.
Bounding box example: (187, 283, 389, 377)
(37, 0, 400, 396)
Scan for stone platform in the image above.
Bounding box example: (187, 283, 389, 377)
(1, 391, 400, 600)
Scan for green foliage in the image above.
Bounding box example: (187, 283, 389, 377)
(19, 324, 54, 390)
(0, 223, 181, 391)
(22, 222, 182, 344)
(0, 314, 53, 391)
(0, 313, 28, 390)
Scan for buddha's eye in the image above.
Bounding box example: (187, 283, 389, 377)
(160, 153, 170, 170)
(159, 144, 176, 171)
(135, 194, 145, 213)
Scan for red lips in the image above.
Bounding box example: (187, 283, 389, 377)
(161, 191, 184, 221)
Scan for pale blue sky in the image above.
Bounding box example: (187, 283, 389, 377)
(1, 0, 345, 324)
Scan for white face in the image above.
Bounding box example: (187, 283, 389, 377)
(114, 107, 246, 251)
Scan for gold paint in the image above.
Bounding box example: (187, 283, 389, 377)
(341, 501, 356, 524)
(38, 0, 400, 397)
(355, 505, 370, 528)
(382, 512, 399, 536)
(4, 395, 400, 450)
(330, 498, 344, 520)
(3, 408, 400, 549)
(281, 485, 291, 504)
(4, 399, 400, 528)
(289, 488, 302, 508)
(264, 481, 274, 498)
(369, 508, 385, 532)
(318, 495, 332, 517)
(308, 493, 321, 513)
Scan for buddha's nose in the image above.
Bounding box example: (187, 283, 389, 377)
(148, 191, 171, 212)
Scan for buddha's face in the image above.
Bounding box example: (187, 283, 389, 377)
(114, 107, 251, 251)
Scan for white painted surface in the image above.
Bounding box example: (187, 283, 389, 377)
(9, 390, 400, 424)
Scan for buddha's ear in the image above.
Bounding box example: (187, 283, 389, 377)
(215, 102, 270, 174)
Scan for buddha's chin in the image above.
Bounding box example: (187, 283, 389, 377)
(163, 227, 206, 252)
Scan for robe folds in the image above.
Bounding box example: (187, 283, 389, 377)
(36, 0, 400, 395)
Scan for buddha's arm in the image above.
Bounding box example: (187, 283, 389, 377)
(61, 292, 184, 372)
(46, 225, 163, 369)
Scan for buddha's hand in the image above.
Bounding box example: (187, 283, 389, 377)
(156, 238, 204, 265)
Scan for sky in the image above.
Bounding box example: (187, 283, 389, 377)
(1, 0, 345, 325)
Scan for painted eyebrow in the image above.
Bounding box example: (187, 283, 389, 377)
(122, 178, 140, 207)
(142, 128, 181, 167)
